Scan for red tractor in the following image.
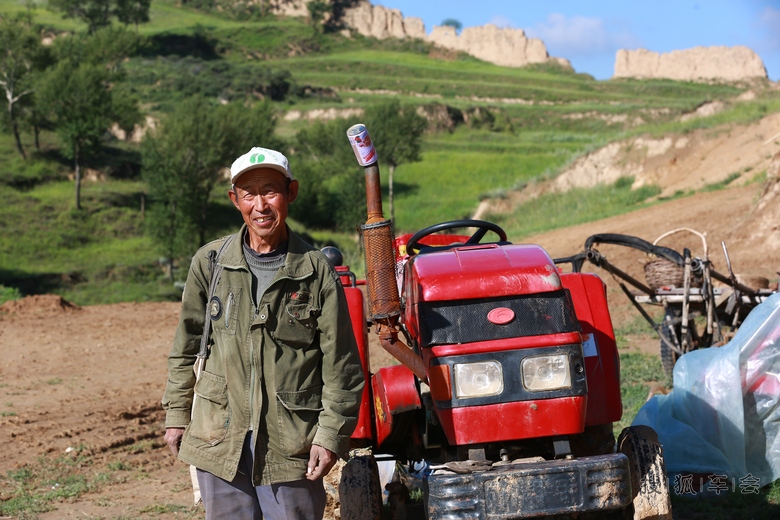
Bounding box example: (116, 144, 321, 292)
(334, 125, 672, 519)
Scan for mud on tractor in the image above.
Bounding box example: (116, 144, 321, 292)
(333, 125, 672, 519)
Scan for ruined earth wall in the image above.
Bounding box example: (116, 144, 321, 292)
(272, 0, 567, 69)
(427, 24, 569, 68)
(613, 46, 767, 82)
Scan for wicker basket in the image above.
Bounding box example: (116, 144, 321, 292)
(644, 258, 702, 290)
(644, 227, 708, 290)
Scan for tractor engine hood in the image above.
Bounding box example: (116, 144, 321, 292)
(405, 243, 563, 303)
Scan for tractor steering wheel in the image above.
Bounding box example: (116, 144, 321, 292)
(405, 219, 508, 255)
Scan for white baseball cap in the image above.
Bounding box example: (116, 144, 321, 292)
(230, 147, 293, 184)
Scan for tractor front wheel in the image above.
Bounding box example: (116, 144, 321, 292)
(659, 307, 681, 378)
(339, 449, 383, 520)
(618, 425, 672, 520)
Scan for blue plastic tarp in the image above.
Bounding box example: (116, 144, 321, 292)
(633, 292, 780, 485)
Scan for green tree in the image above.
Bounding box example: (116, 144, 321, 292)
(441, 18, 463, 34)
(48, 0, 150, 33)
(36, 60, 114, 209)
(142, 97, 282, 274)
(114, 0, 150, 30)
(306, 0, 329, 32)
(52, 24, 139, 72)
(363, 100, 427, 223)
(48, 0, 113, 33)
(0, 13, 51, 159)
(292, 118, 364, 232)
(34, 26, 140, 208)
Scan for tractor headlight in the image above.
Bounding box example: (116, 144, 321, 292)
(521, 354, 571, 391)
(453, 361, 503, 399)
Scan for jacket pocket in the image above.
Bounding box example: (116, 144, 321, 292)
(213, 287, 241, 337)
(189, 371, 230, 446)
(276, 386, 324, 457)
(272, 299, 320, 348)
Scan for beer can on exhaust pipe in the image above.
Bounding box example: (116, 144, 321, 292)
(346, 124, 378, 166)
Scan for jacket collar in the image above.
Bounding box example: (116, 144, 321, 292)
(218, 224, 314, 280)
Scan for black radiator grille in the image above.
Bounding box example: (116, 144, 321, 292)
(417, 290, 580, 346)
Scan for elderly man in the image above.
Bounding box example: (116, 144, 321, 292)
(162, 147, 364, 520)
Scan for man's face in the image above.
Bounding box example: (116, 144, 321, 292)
(229, 168, 298, 253)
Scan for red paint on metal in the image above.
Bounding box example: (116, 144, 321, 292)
(408, 243, 562, 303)
(428, 332, 583, 358)
(429, 364, 452, 401)
(487, 307, 515, 325)
(371, 365, 421, 447)
(436, 397, 587, 445)
(343, 285, 373, 440)
(560, 272, 622, 426)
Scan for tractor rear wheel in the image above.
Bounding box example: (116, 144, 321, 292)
(339, 449, 383, 520)
(617, 425, 672, 520)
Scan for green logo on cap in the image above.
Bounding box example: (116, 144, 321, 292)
(249, 153, 265, 164)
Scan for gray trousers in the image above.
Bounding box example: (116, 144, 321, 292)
(196, 435, 326, 520)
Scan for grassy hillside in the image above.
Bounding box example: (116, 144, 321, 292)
(1, 0, 777, 305)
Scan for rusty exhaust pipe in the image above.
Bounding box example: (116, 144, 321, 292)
(347, 124, 401, 323)
(347, 124, 427, 383)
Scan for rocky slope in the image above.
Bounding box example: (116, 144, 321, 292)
(474, 109, 780, 277)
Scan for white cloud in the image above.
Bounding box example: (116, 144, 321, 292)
(758, 6, 780, 50)
(526, 13, 642, 58)
(488, 15, 514, 29)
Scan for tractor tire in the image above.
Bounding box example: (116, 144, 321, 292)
(617, 425, 672, 520)
(659, 308, 681, 378)
(339, 451, 383, 520)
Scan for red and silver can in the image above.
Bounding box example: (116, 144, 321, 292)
(346, 123, 378, 166)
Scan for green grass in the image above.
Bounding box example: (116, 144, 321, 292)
(0, 0, 262, 34)
(488, 176, 662, 241)
(270, 49, 744, 105)
(670, 478, 780, 519)
(0, 451, 96, 517)
(392, 151, 569, 233)
(0, 284, 22, 305)
(0, 176, 186, 305)
(614, 351, 671, 435)
(703, 171, 742, 192)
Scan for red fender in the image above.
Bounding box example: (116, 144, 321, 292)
(372, 364, 421, 447)
(339, 268, 373, 441)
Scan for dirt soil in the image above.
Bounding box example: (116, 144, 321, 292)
(2, 115, 780, 519)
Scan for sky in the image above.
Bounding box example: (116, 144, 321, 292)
(372, 0, 780, 81)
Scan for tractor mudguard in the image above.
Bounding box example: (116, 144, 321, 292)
(372, 364, 421, 447)
(560, 272, 623, 425)
(425, 453, 632, 519)
(341, 282, 373, 440)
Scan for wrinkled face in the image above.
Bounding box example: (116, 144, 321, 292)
(228, 168, 298, 253)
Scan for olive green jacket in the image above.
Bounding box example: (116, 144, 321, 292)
(162, 226, 364, 485)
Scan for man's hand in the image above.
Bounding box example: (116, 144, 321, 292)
(306, 444, 337, 480)
(165, 427, 185, 457)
